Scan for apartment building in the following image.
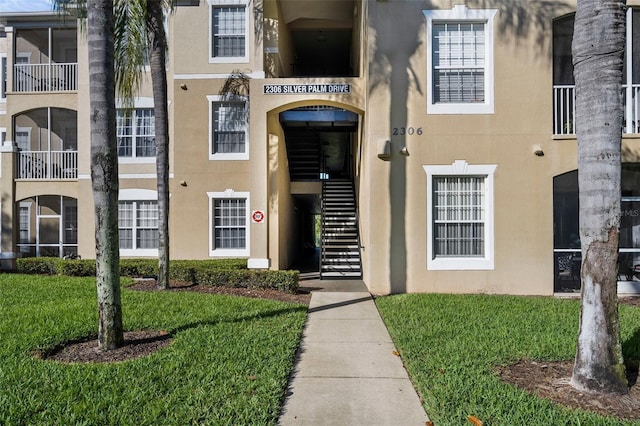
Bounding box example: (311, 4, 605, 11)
(1, 0, 640, 295)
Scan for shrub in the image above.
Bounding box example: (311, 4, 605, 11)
(58, 259, 96, 276)
(16, 258, 59, 275)
(120, 259, 158, 278)
(193, 269, 299, 293)
(15, 257, 297, 292)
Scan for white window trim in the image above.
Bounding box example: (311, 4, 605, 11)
(423, 5, 497, 115)
(19, 201, 31, 245)
(207, 94, 249, 160)
(208, 0, 250, 64)
(423, 160, 496, 270)
(118, 189, 159, 256)
(207, 189, 250, 257)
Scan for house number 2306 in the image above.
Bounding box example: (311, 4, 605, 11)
(392, 127, 423, 136)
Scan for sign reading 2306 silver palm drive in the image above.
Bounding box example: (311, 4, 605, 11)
(263, 83, 351, 94)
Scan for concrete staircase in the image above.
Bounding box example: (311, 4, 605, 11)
(321, 179, 362, 279)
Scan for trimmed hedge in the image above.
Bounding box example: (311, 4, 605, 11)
(191, 269, 299, 293)
(15, 257, 59, 275)
(15, 257, 298, 293)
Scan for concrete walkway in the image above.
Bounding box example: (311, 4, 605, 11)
(278, 280, 429, 425)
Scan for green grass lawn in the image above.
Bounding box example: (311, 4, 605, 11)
(376, 294, 640, 426)
(0, 274, 307, 425)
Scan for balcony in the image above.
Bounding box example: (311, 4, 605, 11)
(553, 84, 640, 136)
(14, 63, 77, 93)
(16, 151, 78, 180)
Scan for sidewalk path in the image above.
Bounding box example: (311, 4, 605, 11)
(278, 280, 429, 425)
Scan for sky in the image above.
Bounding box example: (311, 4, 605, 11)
(1, 0, 55, 13)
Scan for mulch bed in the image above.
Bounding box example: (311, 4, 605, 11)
(494, 296, 640, 422)
(497, 360, 640, 421)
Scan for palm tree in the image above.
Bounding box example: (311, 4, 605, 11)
(571, 0, 628, 395)
(146, 0, 170, 289)
(61, 0, 173, 290)
(86, 0, 124, 350)
(113, 0, 172, 290)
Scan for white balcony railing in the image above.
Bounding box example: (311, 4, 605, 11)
(16, 151, 78, 180)
(625, 84, 640, 134)
(553, 84, 640, 135)
(13, 63, 78, 92)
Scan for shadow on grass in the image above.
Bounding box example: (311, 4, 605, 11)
(169, 305, 308, 336)
(623, 328, 640, 386)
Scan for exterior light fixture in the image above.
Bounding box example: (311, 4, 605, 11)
(378, 140, 391, 160)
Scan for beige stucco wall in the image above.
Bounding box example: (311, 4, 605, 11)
(6, 0, 637, 296)
(359, 0, 582, 295)
(171, 0, 263, 76)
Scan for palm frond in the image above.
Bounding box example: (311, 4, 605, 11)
(219, 69, 251, 100)
(114, 0, 147, 109)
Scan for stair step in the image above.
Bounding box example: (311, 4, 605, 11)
(322, 259, 360, 263)
(321, 271, 362, 278)
(322, 267, 361, 272)
(320, 180, 361, 280)
(322, 250, 360, 256)
(323, 231, 357, 236)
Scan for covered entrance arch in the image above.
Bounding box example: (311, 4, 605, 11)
(277, 105, 361, 278)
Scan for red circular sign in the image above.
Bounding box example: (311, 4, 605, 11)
(252, 210, 265, 223)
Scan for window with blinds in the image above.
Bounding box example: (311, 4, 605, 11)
(213, 198, 246, 249)
(116, 108, 156, 158)
(432, 22, 485, 103)
(424, 6, 497, 114)
(212, 101, 247, 154)
(119, 201, 158, 250)
(19, 205, 30, 244)
(433, 176, 485, 257)
(212, 5, 246, 58)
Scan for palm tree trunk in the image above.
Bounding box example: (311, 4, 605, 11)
(147, 0, 170, 290)
(88, 0, 123, 350)
(571, 0, 627, 394)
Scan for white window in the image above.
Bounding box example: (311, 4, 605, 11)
(424, 5, 497, 114)
(207, 95, 249, 160)
(209, 0, 249, 63)
(208, 190, 249, 256)
(15, 127, 30, 151)
(424, 161, 496, 270)
(19, 203, 30, 245)
(118, 189, 158, 256)
(116, 108, 156, 161)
